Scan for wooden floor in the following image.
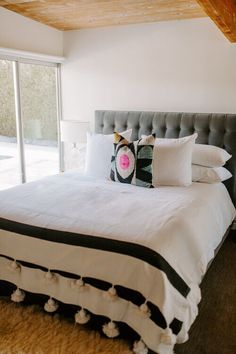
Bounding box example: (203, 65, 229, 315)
(175, 231, 236, 354)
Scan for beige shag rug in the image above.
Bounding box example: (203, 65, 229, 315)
(0, 298, 132, 354)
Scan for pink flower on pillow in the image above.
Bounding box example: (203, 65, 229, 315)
(119, 154, 130, 170)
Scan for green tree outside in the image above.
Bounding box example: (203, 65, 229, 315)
(0, 60, 57, 145)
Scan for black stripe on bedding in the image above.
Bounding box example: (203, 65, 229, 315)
(0, 217, 190, 297)
(0, 254, 169, 330)
(169, 318, 183, 335)
(0, 278, 183, 352)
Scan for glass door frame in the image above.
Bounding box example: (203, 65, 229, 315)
(0, 56, 63, 184)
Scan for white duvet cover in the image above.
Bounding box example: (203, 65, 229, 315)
(0, 172, 235, 353)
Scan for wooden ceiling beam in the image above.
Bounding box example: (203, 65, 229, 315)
(196, 0, 236, 42)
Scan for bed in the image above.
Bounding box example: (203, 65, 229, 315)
(0, 110, 236, 354)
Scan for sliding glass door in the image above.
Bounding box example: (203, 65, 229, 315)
(20, 63, 58, 182)
(0, 59, 20, 190)
(0, 58, 60, 190)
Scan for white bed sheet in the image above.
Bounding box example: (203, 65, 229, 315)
(0, 172, 235, 353)
(0, 172, 234, 284)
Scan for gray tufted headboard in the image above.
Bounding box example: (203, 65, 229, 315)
(95, 110, 236, 204)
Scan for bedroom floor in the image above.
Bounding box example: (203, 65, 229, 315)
(0, 232, 235, 354)
(175, 230, 236, 354)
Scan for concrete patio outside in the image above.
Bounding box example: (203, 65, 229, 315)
(0, 140, 59, 190)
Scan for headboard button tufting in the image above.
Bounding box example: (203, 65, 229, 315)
(95, 110, 236, 204)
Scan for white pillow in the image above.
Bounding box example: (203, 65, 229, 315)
(192, 144, 231, 167)
(85, 129, 132, 178)
(192, 165, 232, 183)
(152, 134, 198, 187)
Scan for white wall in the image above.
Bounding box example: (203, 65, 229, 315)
(61, 18, 236, 125)
(0, 7, 63, 56)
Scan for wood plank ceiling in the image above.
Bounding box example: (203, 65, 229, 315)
(0, 0, 206, 30)
(0, 0, 235, 42)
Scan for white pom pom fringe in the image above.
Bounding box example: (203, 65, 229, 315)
(75, 308, 91, 324)
(70, 278, 87, 292)
(11, 288, 25, 303)
(160, 328, 176, 345)
(102, 321, 120, 338)
(133, 340, 148, 354)
(103, 286, 118, 301)
(8, 260, 21, 273)
(44, 297, 59, 313)
(139, 302, 151, 318)
(44, 270, 57, 284)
